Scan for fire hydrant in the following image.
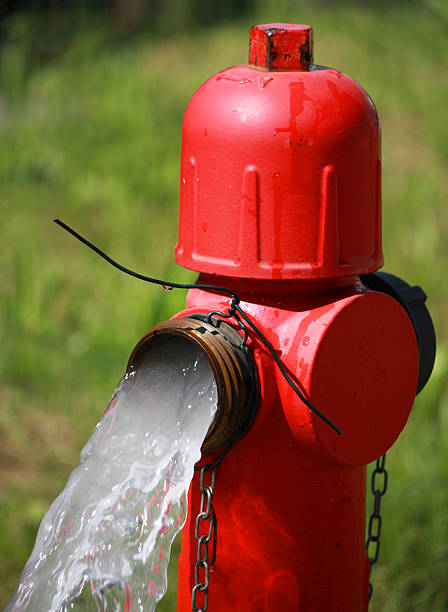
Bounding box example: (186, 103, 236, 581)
(128, 23, 435, 611)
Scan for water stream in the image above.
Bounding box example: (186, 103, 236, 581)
(7, 337, 217, 611)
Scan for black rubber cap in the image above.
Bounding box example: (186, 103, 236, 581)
(360, 271, 436, 395)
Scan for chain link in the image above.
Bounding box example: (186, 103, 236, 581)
(192, 467, 217, 612)
(365, 453, 388, 601)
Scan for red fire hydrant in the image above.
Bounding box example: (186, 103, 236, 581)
(130, 23, 435, 611)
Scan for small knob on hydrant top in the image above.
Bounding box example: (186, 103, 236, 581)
(249, 23, 313, 71)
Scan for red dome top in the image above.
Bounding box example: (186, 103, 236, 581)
(175, 24, 382, 280)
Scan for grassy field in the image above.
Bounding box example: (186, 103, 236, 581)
(1, 1, 447, 610)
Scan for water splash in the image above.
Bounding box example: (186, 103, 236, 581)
(7, 337, 217, 611)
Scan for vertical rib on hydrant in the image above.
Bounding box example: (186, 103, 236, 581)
(128, 23, 435, 611)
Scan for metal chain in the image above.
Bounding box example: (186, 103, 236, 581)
(192, 466, 217, 612)
(365, 453, 388, 601)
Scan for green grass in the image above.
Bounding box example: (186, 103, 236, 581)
(1, 1, 447, 610)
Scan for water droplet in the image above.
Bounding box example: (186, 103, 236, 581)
(162, 285, 173, 292)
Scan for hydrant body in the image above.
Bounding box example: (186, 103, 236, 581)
(175, 278, 418, 611)
(169, 24, 421, 611)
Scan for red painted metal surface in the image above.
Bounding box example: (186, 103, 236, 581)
(175, 24, 382, 280)
(175, 280, 418, 611)
(169, 23, 419, 611)
(249, 24, 313, 71)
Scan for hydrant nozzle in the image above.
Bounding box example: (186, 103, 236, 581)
(127, 316, 258, 451)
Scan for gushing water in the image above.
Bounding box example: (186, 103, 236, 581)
(7, 337, 218, 611)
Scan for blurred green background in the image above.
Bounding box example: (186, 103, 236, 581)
(1, 0, 447, 610)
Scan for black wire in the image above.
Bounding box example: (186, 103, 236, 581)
(53, 219, 240, 303)
(194, 441, 235, 472)
(53, 218, 342, 436)
(234, 304, 343, 435)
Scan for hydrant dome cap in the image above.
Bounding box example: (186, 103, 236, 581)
(175, 25, 382, 280)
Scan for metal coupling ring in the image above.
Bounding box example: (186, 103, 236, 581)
(127, 315, 259, 451)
